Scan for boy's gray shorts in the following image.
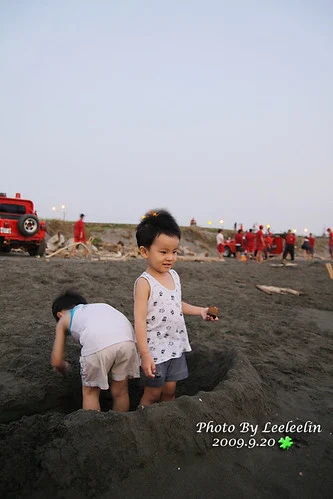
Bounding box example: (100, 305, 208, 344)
(140, 353, 188, 388)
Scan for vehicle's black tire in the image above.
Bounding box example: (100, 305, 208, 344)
(28, 239, 46, 257)
(28, 247, 38, 256)
(0, 246, 11, 253)
(224, 246, 232, 257)
(17, 214, 40, 236)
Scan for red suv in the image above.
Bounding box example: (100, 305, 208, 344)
(0, 193, 47, 256)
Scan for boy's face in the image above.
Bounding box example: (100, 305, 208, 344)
(140, 234, 179, 273)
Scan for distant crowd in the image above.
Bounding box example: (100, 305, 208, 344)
(189, 217, 332, 263)
(215, 226, 332, 263)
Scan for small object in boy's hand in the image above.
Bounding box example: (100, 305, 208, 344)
(207, 306, 219, 319)
(63, 361, 71, 373)
(154, 371, 162, 378)
(53, 361, 71, 376)
(60, 361, 71, 375)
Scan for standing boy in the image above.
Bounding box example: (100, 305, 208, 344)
(134, 210, 217, 408)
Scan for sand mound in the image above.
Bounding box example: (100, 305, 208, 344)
(0, 346, 265, 497)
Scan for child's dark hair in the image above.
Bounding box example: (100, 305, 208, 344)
(136, 209, 181, 248)
(52, 290, 87, 321)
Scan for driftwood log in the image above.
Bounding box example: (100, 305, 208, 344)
(325, 263, 333, 279)
(256, 285, 302, 296)
(270, 263, 298, 267)
(45, 242, 92, 259)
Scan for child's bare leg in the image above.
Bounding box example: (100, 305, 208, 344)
(160, 381, 176, 402)
(140, 386, 163, 407)
(110, 378, 129, 412)
(82, 386, 101, 411)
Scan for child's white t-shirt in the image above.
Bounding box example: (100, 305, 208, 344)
(134, 269, 191, 364)
(216, 233, 224, 245)
(68, 303, 135, 357)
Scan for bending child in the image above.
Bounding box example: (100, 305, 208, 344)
(134, 209, 217, 408)
(51, 291, 140, 411)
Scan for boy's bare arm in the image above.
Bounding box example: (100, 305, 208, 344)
(134, 278, 156, 377)
(182, 302, 217, 321)
(51, 314, 70, 374)
(182, 301, 206, 316)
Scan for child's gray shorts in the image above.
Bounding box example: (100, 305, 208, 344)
(140, 353, 188, 388)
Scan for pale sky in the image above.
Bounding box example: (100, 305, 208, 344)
(1, 0, 332, 235)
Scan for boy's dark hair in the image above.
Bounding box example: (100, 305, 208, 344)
(136, 209, 181, 248)
(52, 290, 87, 321)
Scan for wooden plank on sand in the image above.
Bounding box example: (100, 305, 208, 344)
(256, 285, 302, 296)
(325, 263, 333, 279)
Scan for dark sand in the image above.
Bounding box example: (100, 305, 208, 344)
(0, 255, 332, 498)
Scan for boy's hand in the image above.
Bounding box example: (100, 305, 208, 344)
(201, 307, 219, 321)
(53, 361, 71, 375)
(141, 353, 156, 378)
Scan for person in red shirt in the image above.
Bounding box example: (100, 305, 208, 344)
(327, 228, 333, 261)
(256, 225, 265, 263)
(282, 229, 296, 262)
(308, 233, 315, 260)
(234, 229, 244, 260)
(72, 213, 87, 256)
(245, 228, 255, 261)
(265, 232, 273, 260)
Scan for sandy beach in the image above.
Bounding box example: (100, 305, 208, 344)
(0, 255, 332, 498)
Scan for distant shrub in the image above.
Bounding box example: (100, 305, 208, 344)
(91, 237, 103, 247)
